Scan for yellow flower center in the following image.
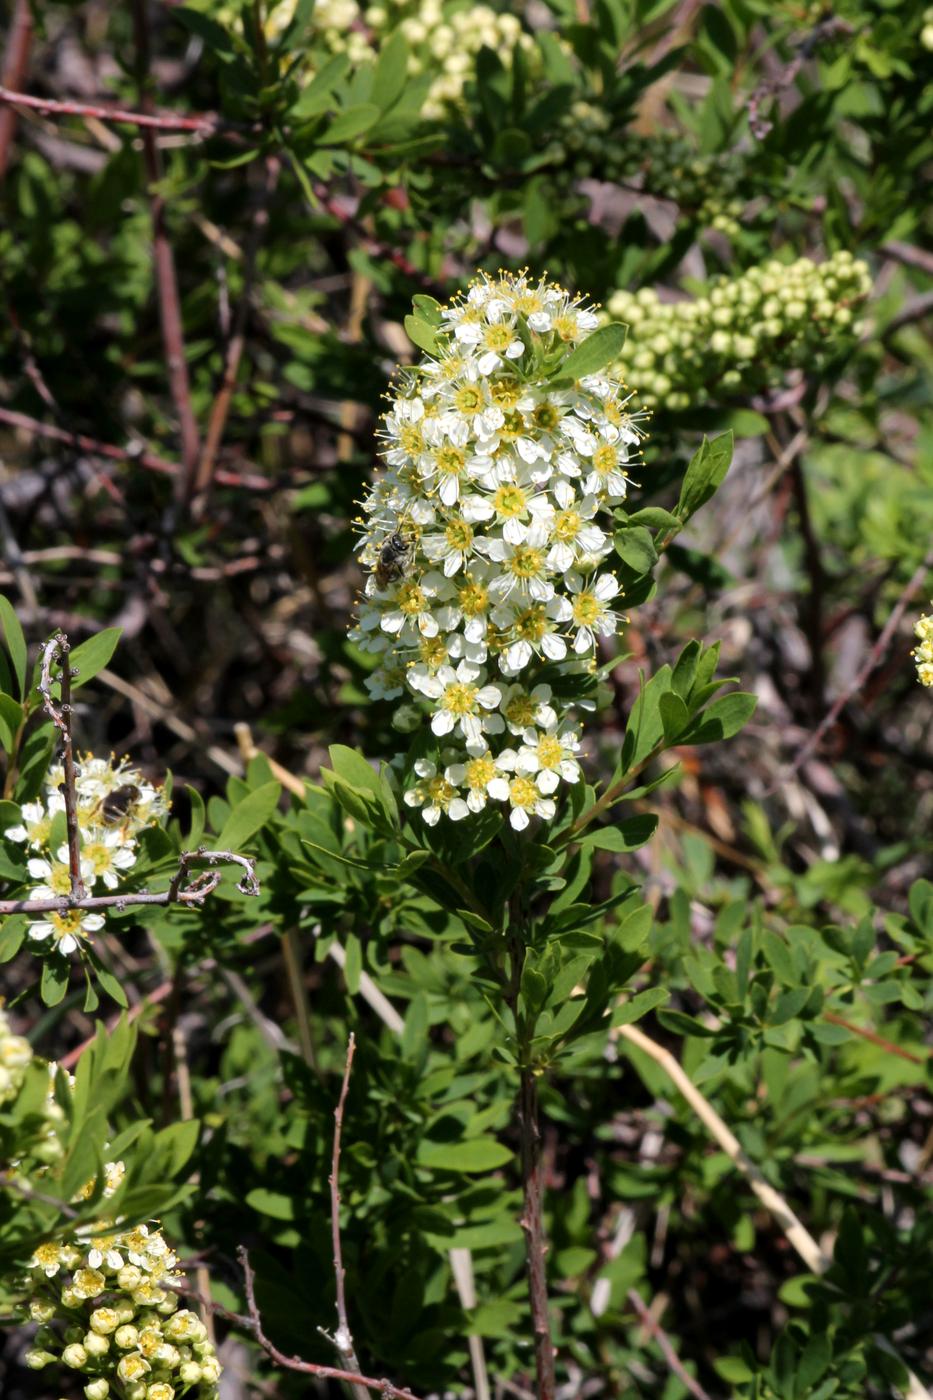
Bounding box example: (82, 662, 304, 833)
(442, 682, 478, 716)
(509, 777, 540, 809)
(425, 776, 456, 807)
(464, 755, 496, 789)
(492, 484, 527, 518)
(508, 545, 544, 580)
(399, 424, 425, 455)
(554, 509, 581, 541)
(33, 1243, 60, 1267)
(445, 519, 474, 552)
(537, 736, 564, 769)
(572, 592, 601, 626)
(490, 378, 522, 409)
(497, 410, 527, 441)
(50, 910, 88, 939)
(513, 291, 543, 315)
(458, 578, 489, 617)
(485, 622, 511, 651)
(454, 384, 484, 414)
(397, 582, 427, 615)
(553, 314, 579, 342)
(435, 445, 465, 476)
(81, 843, 113, 877)
(418, 637, 447, 668)
(45, 864, 73, 895)
(506, 696, 536, 727)
(514, 606, 547, 642)
(592, 444, 619, 475)
(533, 402, 560, 431)
(483, 323, 513, 353)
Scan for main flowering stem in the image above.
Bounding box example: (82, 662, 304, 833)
(507, 905, 556, 1400)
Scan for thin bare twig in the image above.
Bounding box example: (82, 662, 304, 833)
(626, 1289, 713, 1400)
(193, 157, 280, 501)
(131, 0, 200, 503)
(0, 85, 220, 134)
(322, 1034, 369, 1400)
(0, 1, 33, 178)
(784, 543, 933, 780)
(0, 846, 259, 916)
(2, 1174, 80, 1219)
(237, 1246, 420, 1399)
(0, 405, 272, 492)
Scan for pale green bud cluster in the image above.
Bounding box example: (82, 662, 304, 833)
(15, 1220, 221, 1399)
(913, 609, 933, 687)
(606, 252, 871, 409)
(543, 110, 748, 236)
(0, 1005, 32, 1106)
(924, 5, 933, 49)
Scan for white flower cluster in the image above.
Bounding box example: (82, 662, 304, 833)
(7, 755, 169, 956)
(351, 271, 647, 829)
(913, 609, 933, 688)
(21, 1214, 221, 1399)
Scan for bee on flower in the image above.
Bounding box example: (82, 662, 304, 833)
(352, 270, 649, 827)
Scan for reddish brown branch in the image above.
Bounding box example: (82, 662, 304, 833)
(194, 158, 280, 501)
(517, 1067, 557, 1400)
(822, 1011, 926, 1067)
(237, 1246, 419, 1399)
(0, 405, 272, 491)
(0, 2, 33, 178)
(627, 1289, 713, 1400)
(323, 1035, 368, 1400)
(785, 543, 933, 779)
(0, 84, 221, 134)
(131, 0, 200, 503)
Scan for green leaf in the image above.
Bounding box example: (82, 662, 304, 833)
(215, 781, 281, 851)
(404, 315, 438, 356)
(554, 323, 627, 381)
(417, 1136, 513, 1171)
(614, 525, 658, 574)
(41, 956, 71, 1007)
(0, 597, 27, 698)
(677, 432, 734, 522)
(0, 693, 24, 752)
(246, 1188, 295, 1220)
(370, 29, 409, 112)
(612, 987, 669, 1026)
(68, 628, 122, 690)
(291, 53, 350, 117)
(579, 815, 659, 852)
(658, 691, 689, 743)
(682, 692, 757, 744)
(320, 103, 381, 145)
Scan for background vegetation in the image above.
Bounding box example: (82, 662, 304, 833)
(0, 1, 931, 1398)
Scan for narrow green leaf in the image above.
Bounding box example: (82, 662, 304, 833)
(0, 598, 27, 698)
(417, 1136, 513, 1171)
(677, 431, 734, 522)
(404, 315, 438, 356)
(68, 628, 122, 690)
(320, 103, 381, 144)
(555, 323, 627, 381)
(215, 781, 281, 851)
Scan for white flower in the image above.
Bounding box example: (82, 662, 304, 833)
(5, 797, 64, 847)
(444, 750, 505, 813)
(403, 760, 469, 825)
(545, 482, 609, 571)
(482, 520, 555, 603)
(65, 833, 136, 890)
(582, 440, 630, 500)
(27, 909, 105, 956)
(378, 573, 454, 641)
(514, 726, 583, 793)
(490, 600, 568, 674)
(499, 683, 558, 735)
(486, 772, 557, 831)
(415, 661, 504, 746)
(422, 512, 480, 576)
(551, 571, 622, 652)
